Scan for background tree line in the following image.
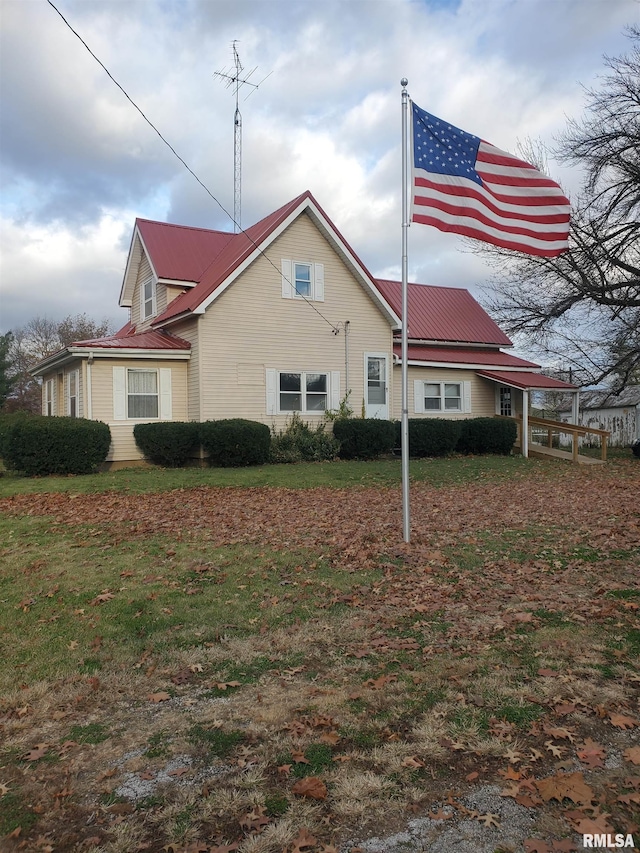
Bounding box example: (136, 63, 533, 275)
(0, 315, 111, 413)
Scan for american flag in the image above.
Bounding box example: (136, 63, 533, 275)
(411, 102, 571, 257)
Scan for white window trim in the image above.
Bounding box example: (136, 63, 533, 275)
(141, 275, 157, 320)
(67, 369, 79, 417)
(414, 379, 471, 414)
(266, 368, 339, 416)
(113, 366, 172, 421)
(281, 259, 324, 301)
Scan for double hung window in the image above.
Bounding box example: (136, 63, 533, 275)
(127, 369, 158, 418)
(414, 379, 470, 414)
(141, 276, 156, 320)
(424, 382, 462, 412)
(67, 370, 78, 417)
(281, 260, 324, 301)
(279, 372, 328, 413)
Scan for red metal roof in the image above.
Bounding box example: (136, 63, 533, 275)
(71, 328, 191, 351)
(399, 345, 539, 368)
(152, 192, 317, 325)
(476, 370, 577, 390)
(136, 219, 235, 283)
(375, 280, 512, 346)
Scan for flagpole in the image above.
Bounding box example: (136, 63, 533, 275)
(401, 79, 410, 543)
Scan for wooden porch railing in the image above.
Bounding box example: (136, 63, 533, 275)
(499, 415, 610, 462)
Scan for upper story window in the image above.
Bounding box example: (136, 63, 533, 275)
(281, 260, 324, 302)
(141, 276, 156, 320)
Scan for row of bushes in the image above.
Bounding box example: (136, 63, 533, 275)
(133, 415, 517, 467)
(0, 413, 517, 476)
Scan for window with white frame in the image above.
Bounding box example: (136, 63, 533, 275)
(141, 276, 156, 320)
(279, 372, 328, 413)
(44, 378, 55, 416)
(113, 366, 172, 421)
(425, 381, 462, 411)
(414, 379, 471, 414)
(67, 370, 78, 417)
(281, 260, 324, 301)
(127, 369, 159, 418)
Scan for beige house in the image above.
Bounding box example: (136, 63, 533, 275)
(32, 191, 575, 465)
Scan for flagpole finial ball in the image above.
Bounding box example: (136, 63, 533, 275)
(401, 78, 408, 88)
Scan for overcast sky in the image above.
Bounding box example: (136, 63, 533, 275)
(0, 0, 637, 344)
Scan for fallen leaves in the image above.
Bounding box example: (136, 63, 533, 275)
(291, 776, 328, 800)
(536, 771, 595, 806)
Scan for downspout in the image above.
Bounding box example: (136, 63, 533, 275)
(344, 320, 350, 395)
(87, 352, 94, 420)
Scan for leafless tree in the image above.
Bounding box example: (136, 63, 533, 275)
(479, 27, 640, 389)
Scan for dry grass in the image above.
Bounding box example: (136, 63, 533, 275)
(0, 456, 639, 851)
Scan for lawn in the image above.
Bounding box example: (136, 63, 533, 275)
(0, 454, 638, 853)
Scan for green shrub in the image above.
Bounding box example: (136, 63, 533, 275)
(395, 418, 462, 457)
(3, 417, 111, 476)
(333, 418, 395, 460)
(269, 414, 339, 463)
(0, 412, 33, 460)
(456, 417, 517, 455)
(200, 419, 270, 467)
(133, 421, 200, 467)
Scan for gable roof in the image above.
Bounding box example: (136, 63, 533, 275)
(375, 280, 512, 347)
(123, 191, 399, 329)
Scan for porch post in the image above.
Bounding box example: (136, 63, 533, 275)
(571, 389, 580, 425)
(522, 389, 529, 458)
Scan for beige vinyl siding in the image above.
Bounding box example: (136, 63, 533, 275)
(88, 358, 188, 462)
(394, 366, 497, 419)
(196, 213, 394, 427)
(169, 319, 201, 422)
(130, 255, 155, 331)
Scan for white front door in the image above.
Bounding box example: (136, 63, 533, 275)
(365, 354, 389, 419)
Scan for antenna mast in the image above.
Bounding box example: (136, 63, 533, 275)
(214, 42, 271, 233)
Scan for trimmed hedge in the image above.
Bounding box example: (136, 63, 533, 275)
(395, 418, 462, 457)
(456, 417, 517, 455)
(133, 421, 200, 467)
(201, 419, 271, 467)
(0, 412, 33, 460)
(3, 416, 111, 476)
(333, 418, 396, 460)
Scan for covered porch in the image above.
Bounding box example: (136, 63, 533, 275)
(475, 369, 605, 462)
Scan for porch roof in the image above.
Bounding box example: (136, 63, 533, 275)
(476, 370, 578, 391)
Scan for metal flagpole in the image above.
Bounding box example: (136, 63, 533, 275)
(401, 79, 411, 543)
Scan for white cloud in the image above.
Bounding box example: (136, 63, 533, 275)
(0, 0, 636, 335)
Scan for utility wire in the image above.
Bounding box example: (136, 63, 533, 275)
(45, 0, 340, 333)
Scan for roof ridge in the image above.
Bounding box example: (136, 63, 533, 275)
(136, 217, 233, 237)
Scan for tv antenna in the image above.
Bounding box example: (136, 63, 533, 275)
(214, 42, 271, 232)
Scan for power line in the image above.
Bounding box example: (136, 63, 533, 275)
(44, 0, 339, 333)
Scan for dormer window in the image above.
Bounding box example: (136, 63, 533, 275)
(141, 276, 156, 320)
